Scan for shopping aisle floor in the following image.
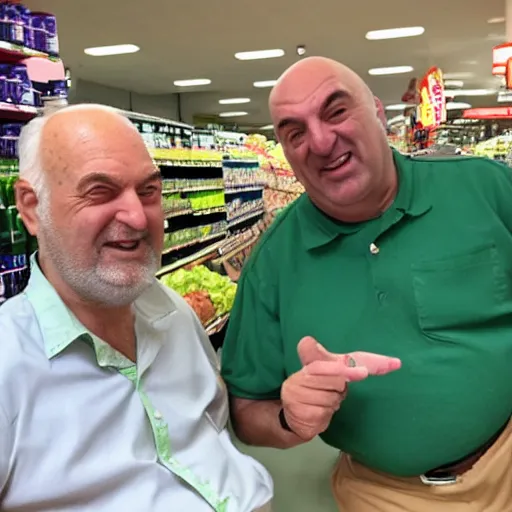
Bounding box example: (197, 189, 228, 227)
(234, 436, 340, 512)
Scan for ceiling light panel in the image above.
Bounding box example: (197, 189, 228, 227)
(84, 44, 140, 56)
(444, 80, 464, 88)
(368, 66, 413, 75)
(446, 102, 471, 110)
(365, 26, 425, 40)
(235, 49, 284, 60)
(219, 111, 248, 117)
(448, 89, 496, 97)
(253, 80, 278, 88)
(173, 79, 211, 87)
(219, 98, 251, 105)
(385, 103, 409, 111)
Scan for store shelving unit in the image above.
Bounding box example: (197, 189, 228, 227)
(0, 33, 64, 306)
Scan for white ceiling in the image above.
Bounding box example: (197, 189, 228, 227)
(25, 0, 508, 126)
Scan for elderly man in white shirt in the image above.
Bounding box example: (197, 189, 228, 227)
(0, 104, 273, 511)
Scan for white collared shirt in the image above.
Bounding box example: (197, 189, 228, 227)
(0, 257, 273, 511)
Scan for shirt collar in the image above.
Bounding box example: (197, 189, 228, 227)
(297, 148, 432, 250)
(25, 253, 177, 359)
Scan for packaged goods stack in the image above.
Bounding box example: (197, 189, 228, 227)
(0, 0, 65, 306)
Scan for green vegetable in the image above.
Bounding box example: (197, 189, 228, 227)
(161, 265, 236, 315)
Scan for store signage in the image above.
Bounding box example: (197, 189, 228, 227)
(493, 42, 512, 75)
(417, 67, 446, 128)
(463, 107, 512, 119)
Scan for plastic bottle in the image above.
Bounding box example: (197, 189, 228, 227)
(29, 13, 46, 53)
(0, 64, 12, 104)
(9, 65, 33, 105)
(43, 14, 58, 55)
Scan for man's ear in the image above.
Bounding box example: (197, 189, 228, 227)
(15, 179, 39, 236)
(374, 97, 387, 128)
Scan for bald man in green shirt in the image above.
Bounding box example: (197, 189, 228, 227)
(221, 57, 512, 512)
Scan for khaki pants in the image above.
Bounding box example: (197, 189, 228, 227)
(331, 419, 512, 512)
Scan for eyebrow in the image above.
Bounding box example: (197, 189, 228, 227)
(276, 89, 350, 132)
(77, 169, 162, 193)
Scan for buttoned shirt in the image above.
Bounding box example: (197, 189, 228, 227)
(0, 255, 273, 511)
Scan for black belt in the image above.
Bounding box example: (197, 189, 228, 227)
(420, 420, 508, 485)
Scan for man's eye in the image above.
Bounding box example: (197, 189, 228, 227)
(331, 108, 346, 118)
(139, 186, 160, 197)
(87, 186, 112, 198)
(290, 131, 304, 142)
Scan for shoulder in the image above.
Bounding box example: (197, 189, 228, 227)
(0, 294, 46, 421)
(154, 280, 220, 369)
(411, 154, 511, 181)
(243, 197, 303, 277)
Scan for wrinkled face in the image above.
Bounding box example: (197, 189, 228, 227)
(272, 77, 389, 217)
(36, 115, 164, 306)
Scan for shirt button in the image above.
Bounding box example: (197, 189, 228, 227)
(370, 243, 380, 255)
(154, 410, 163, 420)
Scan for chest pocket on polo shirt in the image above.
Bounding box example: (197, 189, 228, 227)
(411, 243, 510, 341)
(205, 370, 229, 432)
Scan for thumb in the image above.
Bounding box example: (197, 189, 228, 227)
(297, 336, 338, 367)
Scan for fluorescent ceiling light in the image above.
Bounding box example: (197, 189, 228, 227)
(444, 80, 464, 88)
(385, 103, 409, 111)
(260, 124, 274, 130)
(366, 26, 424, 40)
(443, 72, 474, 80)
(173, 78, 211, 87)
(368, 66, 413, 76)
(219, 111, 248, 117)
(84, 44, 139, 56)
(446, 102, 471, 110)
(235, 49, 284, 60)
(488, 17, 506, 24)
(253, 80, 278, 88)
(219, 98, 251, 105)
(447, 89, 496, 97)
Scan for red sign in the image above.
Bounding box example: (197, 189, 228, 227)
(417, 67, 446, 128)
(463, 107, 512, 119)
(493, 42, 512, 75)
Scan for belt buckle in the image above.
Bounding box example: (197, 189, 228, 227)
(419, 473, 458, 486)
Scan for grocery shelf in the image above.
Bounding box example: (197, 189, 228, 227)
(225, 185, 264, 194)
(212, 236, 258, 265)
(0, 41, 57, 62)
(162, 231, 227, 255)
(227, 209, 264, 229)
(206, 313, 230, 336)
(164, 206, 226, 220)
(163, 185, 224, 194)
(156, 160, 222, 168)
(156, 239, 225, 277)
(0, 102, 38, 121)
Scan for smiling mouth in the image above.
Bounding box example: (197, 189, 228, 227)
(104, 240, 142, 252)
(322, 152, 352, 171)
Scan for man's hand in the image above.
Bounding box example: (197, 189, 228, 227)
(280, 337, 401, 441)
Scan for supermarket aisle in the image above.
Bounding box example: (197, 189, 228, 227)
(234, 435, 339, 512)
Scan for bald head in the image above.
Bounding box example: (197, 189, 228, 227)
(18, 104, 140, 202)
(41, 105, 139, 179)
(269, 57, 374, 115)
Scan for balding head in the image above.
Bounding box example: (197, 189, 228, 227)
(18, 104, 138, 202)
(269, 57, 374, 120)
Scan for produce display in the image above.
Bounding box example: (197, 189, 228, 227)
(161, 265, 237, 320)
(183, 290, 216, 325)
(188, 190, 225, 211)
(162, 177, 224, 192)
(227, 198, 264, 221)
(163, 221, 227, 251)
(223, 159, 265, 190)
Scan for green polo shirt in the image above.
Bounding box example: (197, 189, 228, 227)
(221, 150, 512, 477)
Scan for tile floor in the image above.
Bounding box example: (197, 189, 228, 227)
(234, 436, 340, 511)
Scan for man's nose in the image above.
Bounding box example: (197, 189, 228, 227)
(115, 190, 148, 232)
(308, 123, 336, 157)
